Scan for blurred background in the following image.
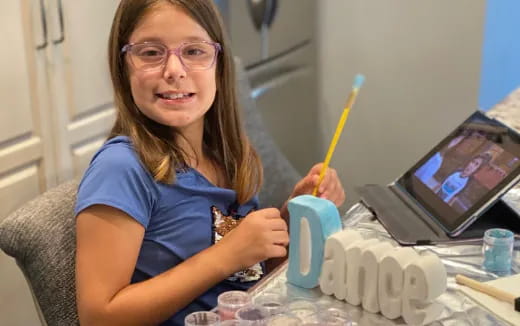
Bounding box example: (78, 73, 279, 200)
(1, 0, 519, 324)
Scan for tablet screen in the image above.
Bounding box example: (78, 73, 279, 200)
(398, 111, 520, 234)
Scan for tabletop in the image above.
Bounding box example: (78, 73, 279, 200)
(248, 193, 520, 325)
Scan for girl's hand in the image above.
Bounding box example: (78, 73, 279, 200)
(288, 163, 346, 207)
(214, 208, 289, 273)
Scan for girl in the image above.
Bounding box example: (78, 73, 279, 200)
(437, 153, 490, 204)
(75, 1, 345, 325)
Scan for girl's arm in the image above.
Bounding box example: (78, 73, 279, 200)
(76, 204, 288, 326)
(76, 204, 230, 326)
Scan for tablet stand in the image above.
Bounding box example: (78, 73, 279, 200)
(456, 199, 520, 240)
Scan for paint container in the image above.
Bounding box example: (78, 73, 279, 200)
(253, 293, 286, 316)
(217, 290, 252, 321)
(235, 304, 269, 325)
(286, 299, 319, 322)
(483, 228, 514, 273)
(184, 311, 220, 326)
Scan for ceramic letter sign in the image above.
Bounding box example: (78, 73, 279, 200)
(286, 196, 447, 324)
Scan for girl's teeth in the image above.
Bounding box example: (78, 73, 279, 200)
(163, 93, 189, 100)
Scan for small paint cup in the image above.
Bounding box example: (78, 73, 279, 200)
(235, 304, 270, 325)
(286, 299, 318, 322)
(482, 228, 514, 273)
(253, 293, 286, 316)
(184, 311, 220, 326)
(217, 290, 252, 321)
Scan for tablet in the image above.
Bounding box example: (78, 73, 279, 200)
(397, 111, 520, 236)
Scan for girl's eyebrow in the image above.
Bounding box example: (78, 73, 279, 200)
(132, 35, 211, 44)
(183, 35, 212, 42)
(133, 36, 163, 43)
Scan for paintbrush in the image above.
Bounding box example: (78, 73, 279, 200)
(312, 74, 365, 196)
(456, 274, 520, 312)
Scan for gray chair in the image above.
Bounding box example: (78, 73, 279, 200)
(0, 58, 300, 326)
(237, 57, 301, 209)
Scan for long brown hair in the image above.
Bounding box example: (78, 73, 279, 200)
(108, 0, 263, 203)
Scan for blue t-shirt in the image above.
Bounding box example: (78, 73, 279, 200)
(439, 171, 468, 203)
(75, 136, 262, 325)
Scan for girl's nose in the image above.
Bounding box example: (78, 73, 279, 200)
(162, 52, 187, 80)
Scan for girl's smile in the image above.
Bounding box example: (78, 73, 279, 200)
(155, 90, 196, 105)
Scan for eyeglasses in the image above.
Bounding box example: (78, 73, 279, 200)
(121, 41, 221, 72)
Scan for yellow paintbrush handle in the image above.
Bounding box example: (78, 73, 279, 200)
(312, 105, 352, 196)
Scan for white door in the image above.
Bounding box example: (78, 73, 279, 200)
(47, 0, 119, 183)
(0, 0, 56, 219)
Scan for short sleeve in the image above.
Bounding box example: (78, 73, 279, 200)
(74, 141, 158, 229)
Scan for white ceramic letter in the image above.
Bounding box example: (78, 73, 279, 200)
(360, 242, 394, 313)
(402, 254, 447, 325)
(320, 229, 363, 300)
(344, 238, 379, 306)
(378, 247, 418, 319)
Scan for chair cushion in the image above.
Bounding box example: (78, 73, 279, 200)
(235, 57, 301, 209)
(0, 179, 80, 325)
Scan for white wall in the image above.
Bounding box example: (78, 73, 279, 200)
(317, 0, 485, 207)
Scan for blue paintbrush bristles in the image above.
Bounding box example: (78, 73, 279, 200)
(353, 74, 365, 90)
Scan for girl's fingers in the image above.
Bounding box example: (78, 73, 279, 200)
(268, 245, 287, 258)
(320, 190, 343, 206)
(331, 185, 346, 206)
(295, 174, 319, 195)
(293, 177, 308, 195)
(318, 168, 337, 194)
(317, 169, 346, 206)
(311, 174, 320, 188)
(319, 169, 332, 193)
(271, 230, 290, 246)
(303, 174, 317, 188)
(294, 164, 344, 199)
(308, 163, 324, 176)
(268, 218, 288, 231)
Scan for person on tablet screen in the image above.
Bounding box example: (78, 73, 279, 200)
(415, 135, 465, 189)
(437, 153, 491, 203)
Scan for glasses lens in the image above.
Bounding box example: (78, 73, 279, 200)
(180, 42, 217, 70)
(129, 43, 166, 70)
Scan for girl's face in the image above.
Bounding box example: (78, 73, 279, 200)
(126, 2, 217, 135)
(462, 157, 484, 176)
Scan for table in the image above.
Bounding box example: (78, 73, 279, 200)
(249, 191, 520, 326)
